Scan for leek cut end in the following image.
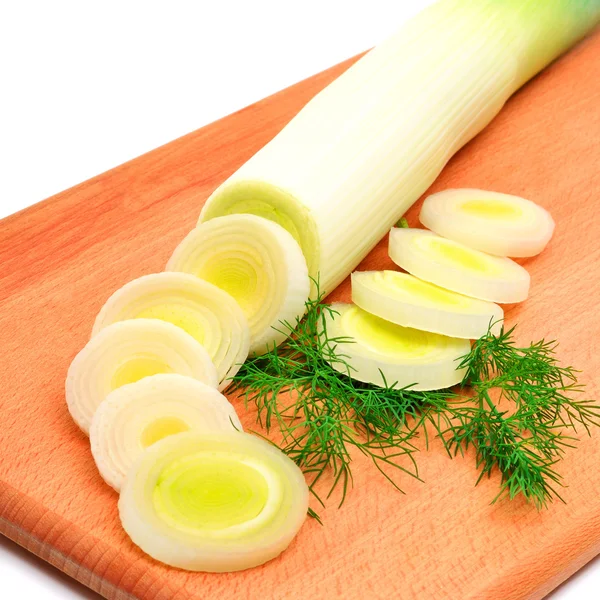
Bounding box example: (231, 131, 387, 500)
(199, 180, 320, 291)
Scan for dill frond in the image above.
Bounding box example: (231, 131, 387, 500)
(228, 282, 598, 510)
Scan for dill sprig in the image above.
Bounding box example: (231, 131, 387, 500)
(445, 326, 600, 508)
(228, 289, 598, 510)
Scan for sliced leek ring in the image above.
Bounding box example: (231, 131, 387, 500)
(419, 188, 555, 257)
(92, 273, 250, 390)
(352, 270, 503, 339)
(90, 374, 242, 492)
(321, 303, 469, 390)
(388, 228, 530, 303)
(66, 319, 218, 435)
(167, 214, 310, 356)
(119, 431, 309, 572)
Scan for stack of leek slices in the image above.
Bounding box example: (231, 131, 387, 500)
(64, 177, 553, 572)
(322, 189, 554, 390)
(65, 212, 311, 571)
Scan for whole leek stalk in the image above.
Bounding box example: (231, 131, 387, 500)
(200, 0, 600, 295)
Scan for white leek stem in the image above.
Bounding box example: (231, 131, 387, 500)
(200, 0, 599, 295)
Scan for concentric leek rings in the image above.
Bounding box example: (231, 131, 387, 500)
(92, 272, 250, 389)
(167, 214, 310, 355)
(66, 319, 218, 434)
(119, 431, 309, 572)
(90, 374, 242, 491)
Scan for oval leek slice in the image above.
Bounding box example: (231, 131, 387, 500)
(167, 214, 310, 356)
(419, 188, 555, 257)
(90, 374, 242, 492)
(119, 431, 309, 572)
(388, 228, 530, 303)
(352, 270, 503, 339)
(321, 303, 469, 390)
(66, 319, 218, 435)
(92, 273, 250, 390)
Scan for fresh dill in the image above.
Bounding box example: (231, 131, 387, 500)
(228, 288, 598, 510)
(448, 326, 600, 507)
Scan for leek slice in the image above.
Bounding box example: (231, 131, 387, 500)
(167, 215, 309, 355)
(352, 270, 503, 339)
(419, 188, 555, 257)
(66, 319, 218, 434)
(90, 374, 242, 492)
(198, 0, 598, 295)
(388, 228, 530, 303)
(92, 273, 250, 389)
(119, 431, 309, 572)
(321, 303, 469, 390)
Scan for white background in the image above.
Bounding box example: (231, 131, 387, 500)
(0, 1, 598, 598)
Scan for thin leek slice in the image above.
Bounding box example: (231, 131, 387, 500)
(321, 303, 469, 390)
(167, 214, 310, 355)
(419, 188, 555, 257)
(90, 374, 242, 492)
(352, 270, 503, 339)
(198, 1, 598, 295)
(119, 431, 309, 572)
(66, 319, 218, 435)
(92, 273, 250, 390)
(388, 228, 530, 303)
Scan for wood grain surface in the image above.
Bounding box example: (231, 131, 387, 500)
(1, 28, 599, 600)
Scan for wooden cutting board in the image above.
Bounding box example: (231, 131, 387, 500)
(1, 26, 599, 600)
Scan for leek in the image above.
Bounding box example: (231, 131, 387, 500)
(66, 319, 218, 434)
(198, 0, 599, 295)
(419, 188, 555, 257)
(352, 270, 503, 339)
(321, 302, 469, 390)
(90, 374, 242, 491)
(119, 431, 309, 572)
(167, 215, 309, 355)
(92, 272, 250, 389)
(388, 228, 530, 303)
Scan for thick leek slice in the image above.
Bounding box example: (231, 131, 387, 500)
(90, 374, 242, 492)
(419, 188, 555, 257)
(352, 270, 503, 339)
(388, 228, 530, 303)
(198, 0, 598, 295)
(321, 303, 469, 390)
(167, 215, 309, 356)
(66, 319, 218, 434)
(92, 273, 250, 389)
(119, 431, 309, 572)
